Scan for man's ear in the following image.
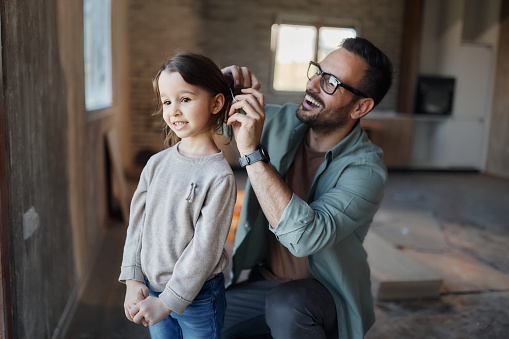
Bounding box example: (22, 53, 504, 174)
(211, 93, 225, 115)
(350, 97, 374, 120)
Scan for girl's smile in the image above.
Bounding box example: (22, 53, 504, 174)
(158, 70, 216, 141)
(157, 69, 226, 156)
(171, 120, 188, 130)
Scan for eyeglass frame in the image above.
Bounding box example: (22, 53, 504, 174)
(307, 61, 368, 98)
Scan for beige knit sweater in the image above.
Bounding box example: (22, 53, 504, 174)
(119, 143, 236, 314)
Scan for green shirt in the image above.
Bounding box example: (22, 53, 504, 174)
(231, 103, 387, 338)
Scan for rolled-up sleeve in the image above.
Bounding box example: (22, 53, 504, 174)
(271, 161, 386, 257)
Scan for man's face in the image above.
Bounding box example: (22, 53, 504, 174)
(296, 48, 367, 135)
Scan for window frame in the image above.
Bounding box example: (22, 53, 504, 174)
(269, 14, 361, 95)
(83, 0, 113, 118)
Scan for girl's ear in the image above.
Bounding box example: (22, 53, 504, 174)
(211, 93, 225, 115)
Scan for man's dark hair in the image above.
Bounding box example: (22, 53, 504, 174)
(341, 37, 393, 108)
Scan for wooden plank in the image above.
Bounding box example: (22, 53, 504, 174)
(365, 232, 443, 300)
(0, 36, 13, 338)
(371, 209, 447, 252)
(404, 248, 509, 293)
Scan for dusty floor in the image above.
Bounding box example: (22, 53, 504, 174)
(366, 172, 509, 339)
(64, 171, 509, 338)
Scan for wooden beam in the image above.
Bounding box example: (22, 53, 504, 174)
(485, 0, 509, 178)
(397, 0, 423, 113)
(0, 3, 14, 335)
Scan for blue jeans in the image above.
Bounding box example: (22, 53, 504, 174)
(147, 273, 226, 339)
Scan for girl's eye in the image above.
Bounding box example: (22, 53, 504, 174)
(181, 97, 191, 103)
(163, 100, 171, 106)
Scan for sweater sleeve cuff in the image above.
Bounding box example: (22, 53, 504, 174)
(159, 287, 191, 315)
(118, 265, 145, 284)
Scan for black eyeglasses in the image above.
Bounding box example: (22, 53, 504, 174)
(307, 61, 368, 98)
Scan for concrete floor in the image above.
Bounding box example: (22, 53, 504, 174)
(64, 171, 509, 338)
(365, 171, 509, 339)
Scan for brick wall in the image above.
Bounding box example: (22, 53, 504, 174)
(127, 0, 203, 169)
(127, 0, 404, 171)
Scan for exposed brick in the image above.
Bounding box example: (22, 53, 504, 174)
(127, 0, 404, 167)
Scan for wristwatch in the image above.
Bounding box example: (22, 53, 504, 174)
(239, 145, 270, 167)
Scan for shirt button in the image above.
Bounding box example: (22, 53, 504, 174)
(244, 224, 250, 229)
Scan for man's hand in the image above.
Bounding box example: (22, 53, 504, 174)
(130, 296, 172, 327)
(222, 65, 261, 93)
(227, 88, 265, 156)
(124, 280, 149, 326)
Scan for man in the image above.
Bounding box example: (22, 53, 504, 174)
(222, 37, 393, 339)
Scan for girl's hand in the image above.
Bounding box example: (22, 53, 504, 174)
(130, 296, 172, 327)
(221, 66, 261, 93)
(227, 88, 265, 156)
(124, 280, 149, 326)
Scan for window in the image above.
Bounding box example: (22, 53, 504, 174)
(271, 17, 358, 92)
(83, 0, 112, 111)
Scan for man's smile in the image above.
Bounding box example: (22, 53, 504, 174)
(302, 92, 324, 110)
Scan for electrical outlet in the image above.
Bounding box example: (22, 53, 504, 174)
(23, 206, 39, 240)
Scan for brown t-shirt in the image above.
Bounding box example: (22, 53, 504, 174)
(259, 138, 326, 281)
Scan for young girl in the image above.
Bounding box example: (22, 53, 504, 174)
(119, 52, 237, 339)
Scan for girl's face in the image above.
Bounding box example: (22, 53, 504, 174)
(158, 70, 222, 142)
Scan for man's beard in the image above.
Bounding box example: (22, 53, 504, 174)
(296, 91, 356, 136)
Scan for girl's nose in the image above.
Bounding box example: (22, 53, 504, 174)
(169, 105, 181, 117)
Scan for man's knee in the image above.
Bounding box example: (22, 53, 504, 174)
(265, 281, 312, 327)
(223, 280, 279, 338)
(264, 279, 338, 339)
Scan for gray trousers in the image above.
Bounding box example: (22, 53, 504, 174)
(222, 277, 338, 339)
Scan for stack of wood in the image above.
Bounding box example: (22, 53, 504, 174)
(366, 209, 509, 301)
(365, 231, 443, 300)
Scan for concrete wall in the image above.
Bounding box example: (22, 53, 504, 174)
(1, 0, 130, 337)
(125, 0, 405, 174)
(1, 1, 74, 337)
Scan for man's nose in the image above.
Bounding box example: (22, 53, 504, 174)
(307, 75, 322, 93)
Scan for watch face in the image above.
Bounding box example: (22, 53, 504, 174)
(259, 145, 270, 162)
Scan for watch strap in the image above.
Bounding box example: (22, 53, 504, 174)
(239, 148, 264, 167)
